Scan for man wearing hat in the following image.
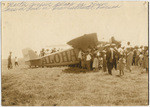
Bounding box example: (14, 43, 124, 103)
(111, 44, 118, 70)
(8, 52, 12, 69)
(102, 50, 107, 72)
(106, 44, 114, 75)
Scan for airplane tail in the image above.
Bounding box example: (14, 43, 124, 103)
(22, 48, 39, 61)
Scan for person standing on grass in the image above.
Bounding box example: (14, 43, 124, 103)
(103, 51, 107, 72)
(126, 49, 133, 72)
(14, 57, 19, 66)
(138, 52, 144, 67)
(143, 47, 147, 70)
(78, 49, 83, 68)
(135, 48, 140, 66)
(106, 45, 114, 75)
(86, 52, 92, 71)
(113, 46, 119, 70)
(99, 57, 103, 69)
(92, 55, 99, 72)
(144, 49, 148, 72)
(132, 48, 136, 66)
(117, 54, 126, 76)
(90, 50, 94, 71)
(81, 52, 86, 69)
(8, 52, 12, 69)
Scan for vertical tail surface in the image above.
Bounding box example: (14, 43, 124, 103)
(22, 48, 39, 61)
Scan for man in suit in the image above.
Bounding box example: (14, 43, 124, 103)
(113, 45, 121, 70)
(8, 52, 12, 69)
(106, 45, 114, 75)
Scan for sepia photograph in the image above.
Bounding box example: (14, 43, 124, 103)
(1, 1, 149, 106)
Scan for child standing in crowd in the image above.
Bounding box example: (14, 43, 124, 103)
(99, 57, 103, 69)
(92, 55, 99, 72)
(117, 55, 126, 76)
(138, 52, 144, 67)
(135, 48, 140, 66)
(15, 57, 19, 66)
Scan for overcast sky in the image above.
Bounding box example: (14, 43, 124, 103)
(2, 1, 148, 59)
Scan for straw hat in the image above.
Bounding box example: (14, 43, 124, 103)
(102, 50, 106, 53)
(111, 43, 116, 47)
(104, 44, 110, 47)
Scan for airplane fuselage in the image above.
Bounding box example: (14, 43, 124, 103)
(25, 48, 80, 67)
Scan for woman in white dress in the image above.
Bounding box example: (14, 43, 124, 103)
(126, 49, 133, 72)
(92, 55, 99, 72)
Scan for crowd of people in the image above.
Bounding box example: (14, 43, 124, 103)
(78, 42, 148, 76)
(7, 42, 148, 74)
(38, 48, 63, 57)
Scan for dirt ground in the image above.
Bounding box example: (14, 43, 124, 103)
(2, 64, 148, 106)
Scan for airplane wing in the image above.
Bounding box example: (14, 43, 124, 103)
(67, 33, 98, 51)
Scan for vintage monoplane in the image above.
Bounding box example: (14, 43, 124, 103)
(22, 33, 121, 67)
(22, 33, 99, 67)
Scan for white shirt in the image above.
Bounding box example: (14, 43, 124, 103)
(86, 54, 91, 61)
(118, 48, 123, 55)
(139, 54, 143, 59)
(110, 48, 114, 59)
(97, 51, 100, 56)
(15, 58, 18, 62)
(136, 49, 140, 55)
(78, 51, 82, 59)
(126, 45, 131, 49)
(138, 49, 142, 53)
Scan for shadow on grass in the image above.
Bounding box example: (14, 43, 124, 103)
(62, 67, 100, 74)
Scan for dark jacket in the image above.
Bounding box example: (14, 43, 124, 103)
(106, 50, 113, 63)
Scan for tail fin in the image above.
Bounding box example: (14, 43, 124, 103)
(22, 48, 39, 61)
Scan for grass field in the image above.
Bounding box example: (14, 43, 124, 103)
(2, 62, 148, 106)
